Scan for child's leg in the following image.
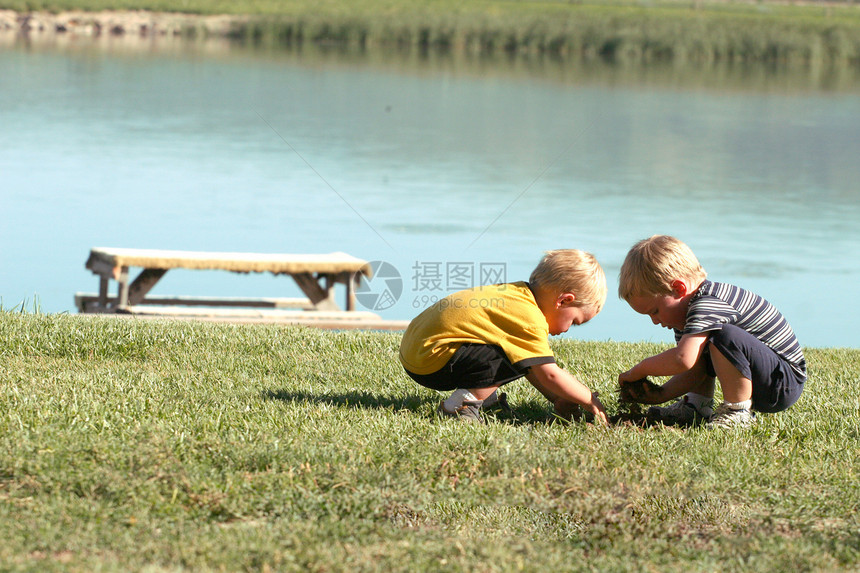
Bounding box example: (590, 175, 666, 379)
(423, 344, 524, 419)
(442, 388, 481, 411)
(660, 361, 715, 401)
(647, 361, 715, 425)
(708, 325, 804, 413)
(709, 345, 753, 404)
(470, 387, 501, 401)
(442, 388, 508, 418)
(442, 387, 499, 411)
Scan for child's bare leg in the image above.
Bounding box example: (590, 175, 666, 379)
(687, 375, 715, 398)
(657, 356, 715, 402)
(660, 368, 715, 401)
(468, 386, 501, 401)
(709, 344, 753, 403)
(442, 387, 498, 413)
(644, 358, 716, 425)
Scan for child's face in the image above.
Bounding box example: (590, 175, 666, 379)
(545, 300, 599, 336)
(627, 292, 687, 331)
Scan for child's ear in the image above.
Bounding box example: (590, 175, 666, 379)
(670, 280, 688, 298)
(558, 293, 576, 307)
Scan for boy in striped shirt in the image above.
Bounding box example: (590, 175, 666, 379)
(617, 235, 806, 428)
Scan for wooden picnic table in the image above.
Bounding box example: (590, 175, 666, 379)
(76, 247, 375, 317)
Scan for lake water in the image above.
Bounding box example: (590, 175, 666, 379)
(2, 36, 859, 348)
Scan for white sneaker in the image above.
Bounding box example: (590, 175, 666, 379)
(647, 395, 713, 426)
(706, 402, 756, 429)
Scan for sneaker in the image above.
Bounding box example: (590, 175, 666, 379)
(482, 392, 511, 414)
(706, 402, 756, 429)
(437, 400, 483, 424)
(647, 395, 713, 426)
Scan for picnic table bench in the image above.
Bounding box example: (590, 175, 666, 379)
(75, 247, 408, 330)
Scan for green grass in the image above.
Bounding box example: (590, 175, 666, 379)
(3, 0, 860, 65)
(1, 311, 858, 571)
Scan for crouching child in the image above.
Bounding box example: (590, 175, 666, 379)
(617, 235, 806, 428)
(399, 249, 608, 425)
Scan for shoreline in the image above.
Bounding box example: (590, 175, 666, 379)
(1, 6, 859, 65)
(0, 9, 245, 38)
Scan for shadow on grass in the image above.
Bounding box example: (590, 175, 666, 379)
(263, 388, 563, 426)
(263, 389, 682, 429)
(262, 388, 429, 413)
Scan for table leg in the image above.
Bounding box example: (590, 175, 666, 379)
(98, 276, 110, 309)
(128, 268, 168, 305)
(346, 271, 359, 311)
(292, 273, 339, 311)
(117, 266, 130, 308)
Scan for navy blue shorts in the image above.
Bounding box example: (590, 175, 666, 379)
(404, 343, 537, 392)
(706, 325, 805, 413)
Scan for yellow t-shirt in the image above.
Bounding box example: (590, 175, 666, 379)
(399, 282, 554, 375)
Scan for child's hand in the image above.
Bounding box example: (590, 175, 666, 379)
(587, 394, 609, 426)
(554, 394, 608, 426)
(618, 377, 664, 405)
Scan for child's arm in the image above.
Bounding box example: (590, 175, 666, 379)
(620, 367, 713, 404)
(526, 362, 608, 425)
(619, 333, 709, 382)
(618, 333, 711, 404)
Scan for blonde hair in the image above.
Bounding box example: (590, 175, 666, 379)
(529, 249, 607, 311)
(618, 235, 706, 300)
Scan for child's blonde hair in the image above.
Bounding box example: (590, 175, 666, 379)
(618, 235, 707, 300)
(529, 249, 607, 311)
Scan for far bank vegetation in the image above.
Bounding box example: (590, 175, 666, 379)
(2, 0, 860, 65)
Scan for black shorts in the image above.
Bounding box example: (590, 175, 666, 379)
(706, 324, 805, 413)
(404, 343, 550, 392)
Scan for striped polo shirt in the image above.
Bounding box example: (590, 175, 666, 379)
(676, 280, 806, 379)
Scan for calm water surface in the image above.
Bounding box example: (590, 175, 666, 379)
(1, 38, 859, 347)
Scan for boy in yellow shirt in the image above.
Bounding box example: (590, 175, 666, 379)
(399, 249, 608, 424)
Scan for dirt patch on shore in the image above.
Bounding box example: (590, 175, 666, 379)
(0, 10, 246, 39)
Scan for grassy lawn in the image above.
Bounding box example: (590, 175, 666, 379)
(1, 311, 858, 571)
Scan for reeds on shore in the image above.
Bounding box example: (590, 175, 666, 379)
(231, 3, 860, 66)
(3, 0, 860, 65)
